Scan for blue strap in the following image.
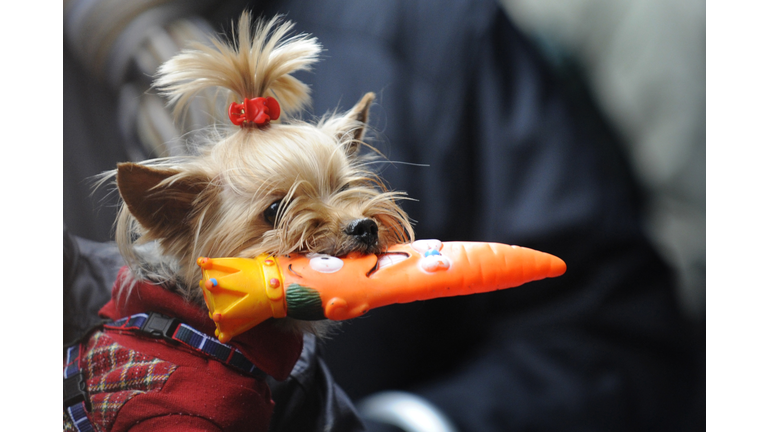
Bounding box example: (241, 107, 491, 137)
(66, 402, 94, 432)
(104, 312, 267, 379)
(64, 345, 94, 432)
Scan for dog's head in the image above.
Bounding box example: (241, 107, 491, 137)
(111, 14, 413, 309)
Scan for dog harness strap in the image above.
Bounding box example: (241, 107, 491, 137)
(64, 345, 95, 432)
(104, 312, 267, 379)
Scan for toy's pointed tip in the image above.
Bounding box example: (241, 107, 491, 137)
(548, 256, 567, 277)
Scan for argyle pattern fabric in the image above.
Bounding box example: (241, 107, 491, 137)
(67, 331, 177, 432)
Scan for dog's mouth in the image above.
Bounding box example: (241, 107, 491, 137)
(318, 239, 383, 258)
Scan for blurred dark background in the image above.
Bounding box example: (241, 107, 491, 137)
(64, 0, 704, 431)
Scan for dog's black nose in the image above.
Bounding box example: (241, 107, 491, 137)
(345, 218, 379, 246)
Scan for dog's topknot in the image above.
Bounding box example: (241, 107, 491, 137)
(154, 12, 320, 121)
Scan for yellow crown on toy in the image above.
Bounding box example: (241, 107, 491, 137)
(197, 254, 287, 343)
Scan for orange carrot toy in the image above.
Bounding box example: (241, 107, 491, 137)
(197, 239, 566, 343)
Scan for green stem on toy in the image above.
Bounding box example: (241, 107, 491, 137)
(285, 284, 325, 320)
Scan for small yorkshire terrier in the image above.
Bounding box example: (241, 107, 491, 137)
(66, 13, 412, 431)
(114, 14, 413, 329)
(66, 14, 568, 431)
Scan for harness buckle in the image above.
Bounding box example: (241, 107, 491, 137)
(139, 312, 180, 342)
(64, 371, 90, 410)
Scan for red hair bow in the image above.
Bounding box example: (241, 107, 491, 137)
(228, 97, 281, 127)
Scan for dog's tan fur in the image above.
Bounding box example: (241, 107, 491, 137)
(107, 13, 413, 334)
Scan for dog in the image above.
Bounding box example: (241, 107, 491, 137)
(113, 13, 413, 329)
(64, 13, 412, 432)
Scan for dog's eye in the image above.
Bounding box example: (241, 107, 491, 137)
(263, 200, 282, 227)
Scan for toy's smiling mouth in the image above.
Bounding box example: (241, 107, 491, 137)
(367, 252, 410, 277)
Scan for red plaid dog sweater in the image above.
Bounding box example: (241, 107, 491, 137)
(64, 268, 303, 432)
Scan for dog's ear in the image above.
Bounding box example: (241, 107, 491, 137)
(116, 162, 210, 239)
(328, 92, 375, 157)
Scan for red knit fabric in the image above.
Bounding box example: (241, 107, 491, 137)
(67, 268, 304, 432)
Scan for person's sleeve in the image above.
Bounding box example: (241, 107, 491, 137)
(408, 5, 699, 432)
(267, 333, 365, 432)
